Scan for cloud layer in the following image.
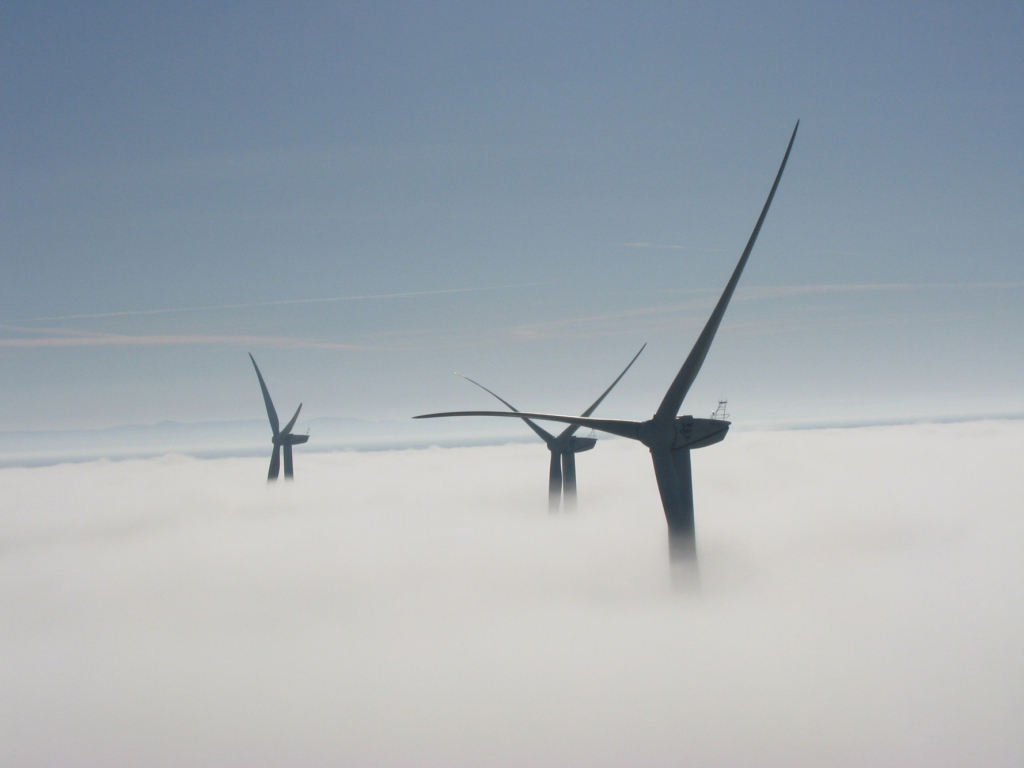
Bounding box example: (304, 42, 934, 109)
(2, 421, 1023, 766)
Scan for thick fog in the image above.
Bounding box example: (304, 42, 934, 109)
(2, 420, 1022, 766)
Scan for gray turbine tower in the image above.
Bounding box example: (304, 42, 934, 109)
(456, 343, 645, 513)
(416, 122, 798, 564)
(249, 353, 309, 481)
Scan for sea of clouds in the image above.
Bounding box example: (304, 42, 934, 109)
(1, 420, 1022, 766)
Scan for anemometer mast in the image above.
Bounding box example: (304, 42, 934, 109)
(710, 399, 729, 420)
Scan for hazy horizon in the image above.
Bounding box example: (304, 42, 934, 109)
(4, 409, 1023, 471)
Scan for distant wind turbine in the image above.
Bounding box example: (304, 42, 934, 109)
(416, 122, 799, 565)
(249, 353, 309, 481)
(456, 343, 645, 513)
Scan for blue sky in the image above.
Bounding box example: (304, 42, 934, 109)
(1, 2, 1022, 431)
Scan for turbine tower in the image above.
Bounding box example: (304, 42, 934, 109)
(415, 122, 798, 565)
(456, 343, 645, 512)
(249, 353, 309, 481)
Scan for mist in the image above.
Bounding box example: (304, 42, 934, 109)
(2, 420, 1022, 766)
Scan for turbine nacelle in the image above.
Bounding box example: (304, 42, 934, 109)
(637, 416, 730, 451)
(681, 417, 730, 450)
(563, 435, 597, 453)
(272, 433, 310, 447)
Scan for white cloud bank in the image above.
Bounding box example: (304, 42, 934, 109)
(1, 421, 1023, 766)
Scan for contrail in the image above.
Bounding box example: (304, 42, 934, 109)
(10, 283, 542, 324)
(0, 333, 365, 350)
(737, 279, 1024, 300)
(619, 242, 724, 252)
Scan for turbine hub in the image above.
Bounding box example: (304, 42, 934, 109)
(637, 417, 677, 449)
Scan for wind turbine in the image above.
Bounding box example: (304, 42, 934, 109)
(415, 122, 798, 564)
(249, 353, 309, 481)
(456, 343, 645, 513)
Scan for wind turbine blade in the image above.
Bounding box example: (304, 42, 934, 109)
(581, 344, 646, 417)
(650, 448, 696, 560)
(456, 373, 557, 445)
(283, 444, 294, 479)
(250, 353, 280, 436)
(267, 444, 281, 481)
(557, 343, 647, 440)
(561, 452, 577, 512)
(414, 410, 642, 441)
(548, 452, 562, 513)
(455, 373, 518, 411)
(655, 121, 799, 421)
(281, 403, 302, 435)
